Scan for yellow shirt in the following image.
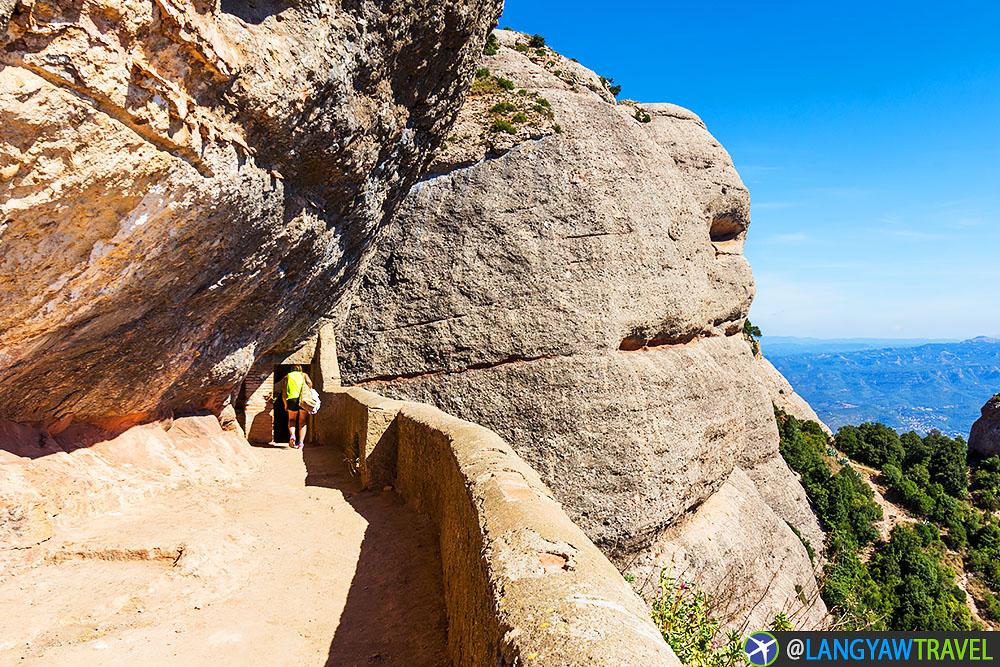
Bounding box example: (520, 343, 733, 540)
(285, 371, 306, 400)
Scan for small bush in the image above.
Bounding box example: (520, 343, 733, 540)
(528, 33, 546, 48)
(635, 108, 652, 123)
(484, 32, 499, 56)
(536, 97, 551, 108)
(787, 522, 816, 565)
(491, 119, 517, 135)
(514, 43, 529, 54)
(490, 101, 518, 114)
(517, 88, 529, 96)
(650, 572, 749, 667)
(475, 67, 490, 79)
(600, 75, 622, 98)
(511, 112, 527, 124)
(496, 77, 516, 91)
(553, 123, 563, 134)
(535, 48, 547, 56)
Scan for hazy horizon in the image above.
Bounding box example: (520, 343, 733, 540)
(498, 1, 1000, 341)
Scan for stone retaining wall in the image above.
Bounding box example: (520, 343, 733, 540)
(322, 387, 679, 666)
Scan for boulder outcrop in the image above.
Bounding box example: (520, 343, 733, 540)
(338, 30, 826, 627)
(970, 395, 1000, 457)
(0, 0, 501, 428)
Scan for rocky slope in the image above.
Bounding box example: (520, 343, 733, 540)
(337, 30, 827, 628)
(970, 395, 1000, 457)
(0, 0, 500, 429)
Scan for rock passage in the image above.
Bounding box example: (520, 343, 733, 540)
(0, 445, 449, 666)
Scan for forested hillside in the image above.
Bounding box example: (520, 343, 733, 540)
(777, 409, 1000, 629)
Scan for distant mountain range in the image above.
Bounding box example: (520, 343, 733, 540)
(766, 337, 1000, 438)
(761, 336, 960, 357)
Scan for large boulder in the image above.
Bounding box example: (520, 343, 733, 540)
(970, 395, 1000, 457)
(0, 0, 501, 428)
(338, 30, 826, 626)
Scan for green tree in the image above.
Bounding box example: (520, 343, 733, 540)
(926, 431, 968, 497)
(858, 422, 905, 468)
(901, 431, 930, 468)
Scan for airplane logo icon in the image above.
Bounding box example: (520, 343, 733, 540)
(744, 631, 779, 666)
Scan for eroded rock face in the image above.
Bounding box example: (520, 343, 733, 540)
(0, 0, 501, 427)
(632, 468, 826, 630)
(338, 31, 826, 625)
(970, 395, 1000, 457)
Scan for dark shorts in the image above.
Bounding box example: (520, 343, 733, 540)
(286, 397, 300, 412)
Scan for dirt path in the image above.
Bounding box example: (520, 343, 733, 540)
(0, 445, 449, 666)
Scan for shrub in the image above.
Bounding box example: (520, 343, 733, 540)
(635, 107, 652, 123)
(528, 33, 546, 48)
(869, 525, 975, 631)
(514, 43, 529, 53)
(490, 119, 517, 134)
(927, 431, 968, 497)
(490, 101, 518, 114)
(599, 75, 622, 98)
(787, 522, 816, 564)
(982, 591, 1000, 622)
(743, 320, 762, 355)
(649, 571, 751, 667)
(535, 96, 551, 108)
(475, 67, 490, 79)
(496, 77, 516, 91)
(510, 112, 527, 124)
(553, 123, 563, 134)
(483, 32, 499, 56)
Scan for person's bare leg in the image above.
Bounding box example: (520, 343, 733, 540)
(288, 410, 298, 447)
(297, 411, 307, 447)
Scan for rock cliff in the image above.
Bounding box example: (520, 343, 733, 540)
(337, 30, 827, 628)
(0, 0, 501, 428)
(970, 395, 1000, 457)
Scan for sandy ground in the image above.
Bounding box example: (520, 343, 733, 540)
(0, 445, 449, 666)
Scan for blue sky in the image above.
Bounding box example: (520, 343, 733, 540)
(499, 1, 1000, 339)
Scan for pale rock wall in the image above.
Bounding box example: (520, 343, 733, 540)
(0, 0, 501, 427)
(337, 30, 827, 627)
(632, 467, 825, 631)
(970, 395, 1000, 457)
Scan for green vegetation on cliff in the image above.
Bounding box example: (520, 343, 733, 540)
(829, 420, 1000, 623)
(776, 409, 977, 630)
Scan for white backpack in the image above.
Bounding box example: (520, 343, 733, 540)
(300, 387, 321, 415)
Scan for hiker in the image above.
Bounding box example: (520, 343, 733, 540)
(283, 364, 313, 449)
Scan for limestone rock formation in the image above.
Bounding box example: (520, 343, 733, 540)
(970, 395, 1000, 457)
(632, 468, 825, 630)
(0, 0, 501, 428)
(338, 30, 827, 627)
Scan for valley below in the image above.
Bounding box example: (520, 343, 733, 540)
(768, 337, 1000, 436)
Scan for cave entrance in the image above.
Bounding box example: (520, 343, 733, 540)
(272, 364, 295, 444)
(235, 323, 341, 446)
